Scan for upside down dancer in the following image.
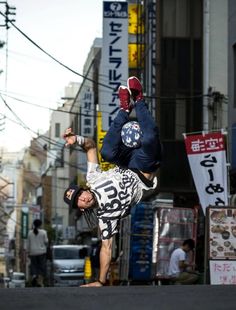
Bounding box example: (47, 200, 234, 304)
(63, 76, 162, 287)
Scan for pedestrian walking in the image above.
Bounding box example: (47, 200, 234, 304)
(27, 219, 48, 287)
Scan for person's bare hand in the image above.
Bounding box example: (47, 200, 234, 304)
(63, 128, 76, 147)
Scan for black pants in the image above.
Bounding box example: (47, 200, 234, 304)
(30, 253, 47, 277)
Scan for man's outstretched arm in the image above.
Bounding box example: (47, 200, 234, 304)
(63, 127, 98, 164)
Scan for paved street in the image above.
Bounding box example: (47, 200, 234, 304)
(0, 285, 235, 310)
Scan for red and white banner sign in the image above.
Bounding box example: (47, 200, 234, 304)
(184, 132, 228, 214)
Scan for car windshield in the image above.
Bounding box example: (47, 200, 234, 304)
(54, 248, 88, 260)
(12, 274, 25, 280)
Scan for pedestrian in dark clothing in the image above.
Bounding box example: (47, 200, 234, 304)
(27, 219, 48, 287)
(90, 240, 101, 281)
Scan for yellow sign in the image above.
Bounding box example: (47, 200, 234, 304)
(84, 256, 92, 281)
(97, 112, 115, 171)
(128, 43, 145, 68)
(128, 4, 144, 34)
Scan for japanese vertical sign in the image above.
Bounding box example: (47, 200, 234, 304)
(184, 132, 228, 214)
(128, 3, 144, 34)
(97, 111, 115, 171)
(100, 1, 128, 131)
(80, 87, 94, 137)
(128, 4, 145, 69)
(21, 205, 29, 239)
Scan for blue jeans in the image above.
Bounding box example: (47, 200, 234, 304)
(101, 100, 162, 173)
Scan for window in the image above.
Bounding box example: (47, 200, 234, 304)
(55, 123, 60, 138)
(54, 247, 88, 259)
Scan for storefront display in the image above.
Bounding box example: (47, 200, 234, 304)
(208, 207, 236, 260)
(206, 206, 236, 284)
(153, 207, 198, 277)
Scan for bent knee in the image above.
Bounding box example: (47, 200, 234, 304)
(100, 147, 116, 162)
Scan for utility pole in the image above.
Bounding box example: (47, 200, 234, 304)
(0, 2, 16, 133)
(0, 1, 16, 29)
(5, 2, 16, 29)
(203, 0, 210, 131)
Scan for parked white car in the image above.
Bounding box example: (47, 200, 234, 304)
(52, 244, 90, 287)
(8, 272, 26, 288)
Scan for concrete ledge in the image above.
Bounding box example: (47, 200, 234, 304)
(0, 285, 235, 310)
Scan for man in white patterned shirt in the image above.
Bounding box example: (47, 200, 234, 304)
(63, 77, 162, 287)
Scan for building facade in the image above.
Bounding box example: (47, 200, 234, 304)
(228, 0, 236, 199)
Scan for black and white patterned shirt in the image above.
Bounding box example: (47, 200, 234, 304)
(86, 162, 157, 240)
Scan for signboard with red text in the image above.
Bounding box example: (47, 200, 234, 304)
(184, 132, 228, 214)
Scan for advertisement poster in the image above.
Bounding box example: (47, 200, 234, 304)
(208, 207, 236, 260)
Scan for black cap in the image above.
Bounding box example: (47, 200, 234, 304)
(63, 184, 81, 209)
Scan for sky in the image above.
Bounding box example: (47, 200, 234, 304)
(0, 0, 104, 152)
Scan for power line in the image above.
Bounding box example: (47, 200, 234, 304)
(2, 9, 228, 102)
(1, 89, 224, 114)
(0, 9, 114, 91)
(0, 109, 89, 169)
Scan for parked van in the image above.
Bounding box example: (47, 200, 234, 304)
(52, 244, 90, 287)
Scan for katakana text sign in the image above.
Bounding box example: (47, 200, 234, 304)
(184, 132, 228, 214)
